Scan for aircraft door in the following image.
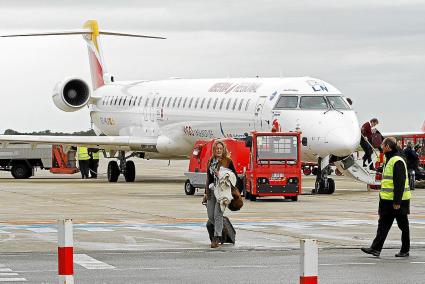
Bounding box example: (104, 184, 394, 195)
(254, 96, 267, 130)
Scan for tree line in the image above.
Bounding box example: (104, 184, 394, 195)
(3, 129, 97, 136)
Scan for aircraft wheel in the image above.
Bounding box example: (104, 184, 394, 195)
(326, 178, 335, 194)
(124, 160, 136, 182)
(290, 196, 298, 202)
(184, 179, 196, 195)
(107, 161, 120, 182)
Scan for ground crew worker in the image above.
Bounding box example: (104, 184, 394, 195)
(77, 146, 90, 179)
(361, 137, 410, 257)
(360, 118, 379, 170)
(89, 148, 100, 179)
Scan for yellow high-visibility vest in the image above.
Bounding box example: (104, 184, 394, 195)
(92, 151, 100, 160)
(380, 156, 410, 200)
(77, 147, 90, 161)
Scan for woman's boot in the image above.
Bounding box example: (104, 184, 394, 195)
(211, 237, 220, 248)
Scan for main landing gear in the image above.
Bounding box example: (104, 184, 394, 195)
(312, 156, 335, 194)
(107, 151, 136, 182)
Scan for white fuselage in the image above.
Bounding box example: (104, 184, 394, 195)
(89, 77, 360, 162)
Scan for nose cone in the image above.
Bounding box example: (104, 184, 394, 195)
(327, 127, 360, 157)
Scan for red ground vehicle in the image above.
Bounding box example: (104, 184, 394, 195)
(184, 132, 302, 201)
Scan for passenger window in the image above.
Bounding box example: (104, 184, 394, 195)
(206, 98, 212, 109)
(300, 96, 328, 109)
(157, 97, 162, 107)
(173, 97, 178, 108)
(232, 99, 238, 110)
(245, 99, 251, 111)
(213, 98, 218, 109)
(326, 96, 350, 110)
(128, 96, 133, 106)
(111, 96, 115, 106)
(138, 96, 143, 106)
(275, 96, 298, 109)
(178, 97, 182, 108)
(219, 98, 225, 109)
(167, 97, 172, 107)
(133, 96, 137, 106)
(226, 98, 231, 110)
(119, 97, 123, 105)
(182, 97, 188, 108)
(145, 98, 150, 107)
(152, 98, 156, 107)
(188, 98, 194, 108)
(194, 97, 199, 109)
(123, 96, 127, 106)
(200, 98, 206, 109)
(238, 99, 244, 111)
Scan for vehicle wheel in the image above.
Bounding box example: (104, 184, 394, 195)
(184, 179, 196, 195)
(249, 194, 257, 201)
(290, 196, 298, 202)
(107, 161, 120, 182)
(124, 160, 136, 182)
(11, 163, 31, 179)
(326, 178, 335, 194)
(303, 167, 312, 176)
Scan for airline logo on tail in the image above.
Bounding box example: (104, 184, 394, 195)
(83, 20, 105, 90)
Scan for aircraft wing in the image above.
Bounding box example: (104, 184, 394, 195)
(381, 131, 425, 137)
(0, 135, 158, 151)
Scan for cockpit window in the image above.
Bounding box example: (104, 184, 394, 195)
(299, 96, 327, 109)
(274, 96, 298, 109)
(326, 96, 350, 110)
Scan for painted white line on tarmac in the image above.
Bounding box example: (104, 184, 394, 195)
(0, 278, 27, 282)
(74, 254, 116, 270)
(320, 262, 376, 266)
(0, 268, 12, 272)
(26, 228, 57, 233)
(0, 230, 10, 234)
(76, 228, 114, 232)
(410, 262, 425, 264)
(0, 273, 18, 276)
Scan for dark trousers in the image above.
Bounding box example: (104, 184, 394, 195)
(79, 160, 90, 179)
(360, 136, 373, 166)
(89, 159, 99, 178)
(371, 213, 410, 253)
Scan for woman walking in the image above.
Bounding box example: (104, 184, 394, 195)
(202, 140, 239, 248)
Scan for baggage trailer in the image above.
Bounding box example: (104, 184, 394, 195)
(0, 144, 79, 179)
(184, 131, 302, 201)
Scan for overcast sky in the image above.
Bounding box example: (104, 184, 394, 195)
(0, 0, 424, 133)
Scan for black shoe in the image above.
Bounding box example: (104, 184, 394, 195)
(361, 247, 380, 257)
(395, 251, 409, 257)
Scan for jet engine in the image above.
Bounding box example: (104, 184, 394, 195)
(52, 78, 91, 112)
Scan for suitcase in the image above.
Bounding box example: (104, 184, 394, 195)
(206, 216, 236, 244)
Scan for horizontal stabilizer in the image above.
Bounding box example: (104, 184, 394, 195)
(0, 29, 166, 39)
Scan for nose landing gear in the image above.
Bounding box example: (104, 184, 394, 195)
(312, 157, 335, 194)
(107, 150, 136, 182)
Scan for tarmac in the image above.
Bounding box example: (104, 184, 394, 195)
(0, 158, 424, 283)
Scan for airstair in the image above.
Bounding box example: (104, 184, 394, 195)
(334, 137, 380, 188)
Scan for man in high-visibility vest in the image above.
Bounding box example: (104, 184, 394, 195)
(77, 146, 90, 179)
(361, 137, 411, 257)
(89, 148, 100, 179)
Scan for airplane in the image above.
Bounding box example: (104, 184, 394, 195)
(0, 20, 362, 194)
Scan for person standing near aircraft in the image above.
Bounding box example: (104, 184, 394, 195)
(89, 148, 100, 179)
(360, 118, 379, 170)
(361, 137, 411, 258)
(203, 140, 238, 248)
(77, 146, 90, 179)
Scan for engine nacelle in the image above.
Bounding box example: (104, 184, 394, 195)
(52, 78, 91, 112)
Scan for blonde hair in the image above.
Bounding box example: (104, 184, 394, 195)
(212, 140, 231, 160)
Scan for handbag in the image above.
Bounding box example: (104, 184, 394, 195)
(228, 186, 243, 211)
